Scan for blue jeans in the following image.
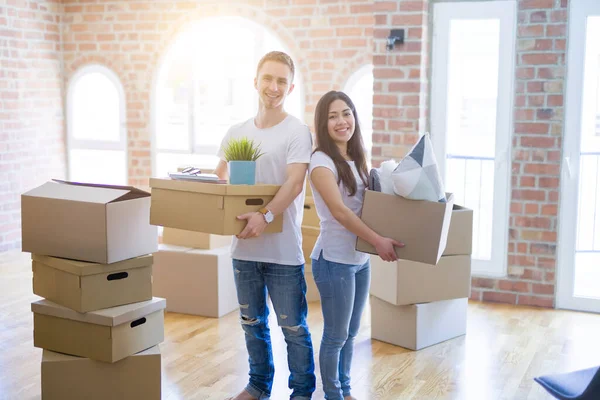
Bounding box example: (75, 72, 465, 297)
(232, 259, 316, 400)
(311, 253, 371, 400)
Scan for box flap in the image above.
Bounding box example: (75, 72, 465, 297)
(31, 254, 153, 276)
(53, 179, 150, 202)
(23, 181, 129, 204)
(42, 345, 160, 363)
(31, 297, 166, 327)
(149, 177, 280, 196)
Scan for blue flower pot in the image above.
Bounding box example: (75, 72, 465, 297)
(229, 161, 256, 185)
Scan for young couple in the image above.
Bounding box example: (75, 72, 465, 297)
(214, 51, 403, 400)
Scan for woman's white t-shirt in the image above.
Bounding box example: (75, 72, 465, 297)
(308, 151, 370, 266)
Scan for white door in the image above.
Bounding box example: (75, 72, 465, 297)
(431, 1, 516, 277)
(557, 0, 600, 313)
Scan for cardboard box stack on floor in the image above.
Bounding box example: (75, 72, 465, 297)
(21, 180, 164, 400)
(359, 191, 474, 350)
(152, 229, 238, 318)
(301, 181, 321, 302)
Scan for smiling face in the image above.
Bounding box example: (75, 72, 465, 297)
(327, 99, 355, 145)
(254, 60, 295, 110)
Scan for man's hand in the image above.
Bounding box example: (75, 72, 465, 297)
(236, 212, 268, 239)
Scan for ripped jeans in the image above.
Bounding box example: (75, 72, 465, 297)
(232, 259, 316, 400)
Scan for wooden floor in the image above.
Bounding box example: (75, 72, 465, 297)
(2, 252, 600, 400)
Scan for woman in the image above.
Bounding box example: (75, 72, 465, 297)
(309, 90, 404, 400)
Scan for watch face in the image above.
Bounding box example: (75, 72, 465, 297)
(266, 212, 274, 223)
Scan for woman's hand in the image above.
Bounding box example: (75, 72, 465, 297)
(374, 236, 405, 262)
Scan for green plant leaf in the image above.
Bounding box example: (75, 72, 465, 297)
(223, 137, 264, 161)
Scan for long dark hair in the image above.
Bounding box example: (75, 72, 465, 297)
(314, 90, 369, 196)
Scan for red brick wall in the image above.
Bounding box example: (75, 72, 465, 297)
(1, 0, 570, 309)
(61, 0, 375, 188)
(0, 0, 65, 253)
(371, 0, 566, 308)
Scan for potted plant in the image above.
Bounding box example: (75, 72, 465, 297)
(223, 137, 264, 185)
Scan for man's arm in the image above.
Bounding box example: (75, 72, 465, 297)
(214, 160, 228, 180)
(236, 163, 307, 239)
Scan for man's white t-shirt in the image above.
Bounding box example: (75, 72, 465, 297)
(308, 151, 370, 266)
(217, 115, 312, 266)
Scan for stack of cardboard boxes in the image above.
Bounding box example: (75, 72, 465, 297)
(148, 177, 283, 317)
(21, 180, 164, 399)
(301, 181, 321, 302)
(357, 190, 474, 351)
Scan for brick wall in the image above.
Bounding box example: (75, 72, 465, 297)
(0, 0, 65, 253)
(371, 0, 566, 308)
(61, 0, 375, 188)
(0, 0, 570, 309)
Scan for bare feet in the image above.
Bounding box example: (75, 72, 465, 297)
(226, 389, 258, 400)
(344, 396, 357, 400)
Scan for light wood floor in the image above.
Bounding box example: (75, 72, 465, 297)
(2, 252, 600, 400)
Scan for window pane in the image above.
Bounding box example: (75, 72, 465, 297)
(345, 66, 374, 163)
(72, 72, 121, 142)
(445, 19, 501, 261)
(69, 149, 126, 185)
(155, 16, 304, 157)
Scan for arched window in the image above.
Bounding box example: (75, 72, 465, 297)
(67, 65, 127, 185)
(344, 64, 373, 166)
(153, 16, 304, 177)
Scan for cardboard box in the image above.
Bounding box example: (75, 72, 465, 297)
(304, 262, 320, 302)
(370, 255, 471, 306)
(152, 244, 238, 317)
(32, 297, 166, 363)
(162, 227, 232, 250)
(370, 296, 468, 351)
(443, 204, 474, 256)
(41, 346, 161, 400)
(305, 179, 312, 196)
(32, 254, 153, 313)
(21, 180, 158, 264)
(149, 178, 283, 235)
(356, 190, 454, 265)
(301, 226, 319, 265)
(302, 196, 320, 228)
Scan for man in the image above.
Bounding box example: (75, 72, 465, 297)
(214, 51, 315, 400)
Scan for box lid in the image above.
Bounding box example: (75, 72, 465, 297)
(31, 297, 166, 327)
(149, 177, 279, 196)
(22, 180, 149, 205)
(42, 345, 160, 362)
(32, 254, 153, 276)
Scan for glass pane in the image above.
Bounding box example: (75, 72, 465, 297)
(345, 66, 374, 165)
(69, 149, 126, 185)
(72, 72, 121, 142)
(155, 152, 220, 179)
(574, 16, 600, 298)
(155, 16, 304, 155)
(444, 19, 500, 261)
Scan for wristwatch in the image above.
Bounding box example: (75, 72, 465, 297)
(259, 207, 274, 224)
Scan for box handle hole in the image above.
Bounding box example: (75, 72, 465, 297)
(304, 205, 311, 210)
(107, 272, 128, 281)
(245, 198, 264, 206)
(130, 317, 146, 328)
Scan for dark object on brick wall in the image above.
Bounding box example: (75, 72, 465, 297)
(386, 29, 405, 50)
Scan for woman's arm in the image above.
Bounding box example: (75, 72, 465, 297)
(311, 166, 403, 261)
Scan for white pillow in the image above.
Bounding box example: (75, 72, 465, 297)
(391, 133, 446, 202)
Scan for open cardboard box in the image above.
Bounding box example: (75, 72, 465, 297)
(32, 297, 166, 363)
(356, 190, 454, 265)
(149, 178, 283, 235)
(32, 254, 153, 313)
(21, 180, 158, 264)
(41, 346, 161, 400)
